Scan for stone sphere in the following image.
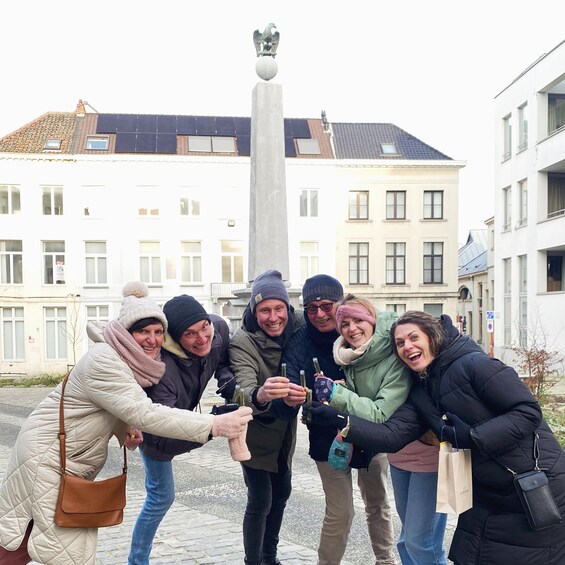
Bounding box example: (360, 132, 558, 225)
(256, 57, 278, 81)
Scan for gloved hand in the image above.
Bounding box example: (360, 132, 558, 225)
(302, 401, 347, 430)
(328, 434, 353, 470)
(408, 385, 444, 436)
(441, 412, 473, 449)
(313, 376, 336, 403)
(216, 377, 237, 401)
(211, 406, 253, 439)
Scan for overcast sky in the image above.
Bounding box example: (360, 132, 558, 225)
(2, 1, 564, 244)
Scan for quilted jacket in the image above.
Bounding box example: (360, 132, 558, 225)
(0, 334, 214, 564)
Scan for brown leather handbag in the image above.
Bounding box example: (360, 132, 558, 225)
(54, 374, 127, 528)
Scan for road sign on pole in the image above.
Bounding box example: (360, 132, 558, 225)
(487, 320, 494, 333)
(486, 311, 495, 320)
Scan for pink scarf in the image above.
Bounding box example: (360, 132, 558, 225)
(103, 319, 165, 387)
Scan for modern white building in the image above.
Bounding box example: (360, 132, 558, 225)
(0, 102, 464, 376)
(494, 39, 565, 357)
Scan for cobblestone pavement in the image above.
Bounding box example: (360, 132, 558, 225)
(0, 384, 457, 564)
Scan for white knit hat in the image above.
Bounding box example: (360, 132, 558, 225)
(118, 281, 168, 331)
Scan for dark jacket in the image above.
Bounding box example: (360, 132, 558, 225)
(345, 315, 565, 564)
(229, 305, 304, 472)
(140, 314, 232, 461)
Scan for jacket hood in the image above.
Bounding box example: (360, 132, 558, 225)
(434, 314, 483, 372)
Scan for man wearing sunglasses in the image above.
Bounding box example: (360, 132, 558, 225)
(271, 274, 366, 565)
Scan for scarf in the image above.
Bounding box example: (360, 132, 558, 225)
(332, 334, 372, 367)
(103, 319, 165, 387)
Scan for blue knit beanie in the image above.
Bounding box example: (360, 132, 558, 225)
(302, 274, 343, 305)
(251, 269, 290, 313)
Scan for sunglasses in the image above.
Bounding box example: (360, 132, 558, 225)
(305, 302, 335, 314)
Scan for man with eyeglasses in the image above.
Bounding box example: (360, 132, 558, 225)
(271, 274, 367, 565)
(128, 294, 235, 565)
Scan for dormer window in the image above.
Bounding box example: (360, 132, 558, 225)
(381, 143, 398, 155)
(44, 139, 62, 150)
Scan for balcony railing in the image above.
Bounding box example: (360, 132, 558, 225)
(210, 282, 247, 303)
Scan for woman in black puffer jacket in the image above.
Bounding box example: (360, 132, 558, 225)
(305, 310, 565, 564)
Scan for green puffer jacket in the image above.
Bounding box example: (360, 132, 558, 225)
(229, 307, 304, 472)
(331, 310, 411, 422)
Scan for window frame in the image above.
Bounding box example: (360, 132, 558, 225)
(220, 240, 244, 283)
(180, 241, 203, 283)
(42, 241, 65, 285)
(85, 136, 109, 150)
(348, 242, 369, 285)
(385, 242, 406, 284)
(139, 241, 162, 284)
(348, 190, 369, 220)
(299, 189, 319, 218)
(44, 306, 67, 359)
(84, 241, 108, 286)
(423, 241, 444, 284)
(386, 190, 406, 220)
(1, 306, 25, 360)
(42, 185, 63, 216)
(423, 190, 443, 220)
(0, 240, 23, 284)
(0, 185, 21, 215)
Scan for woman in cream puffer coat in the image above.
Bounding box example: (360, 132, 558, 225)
(0, 282, 251, 565)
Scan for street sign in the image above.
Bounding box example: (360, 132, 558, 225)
(487, 320, 494, 333)
(486, 311, 495, 320)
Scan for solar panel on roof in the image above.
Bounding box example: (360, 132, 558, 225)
(135, 133, 157, 152)
(96, 114, 118, 134)
(115, 132, 137, 153)
(288, 118, 310, 138)
(116, 114, 137, 132)
(195, 117, 216, 136)
(156, 134, 177, 153)
(234, 117, 251, 135)
(137, 115, 157, 133)
(157, 115, 176, 134)
(236, 135, 251, 156)
(215, 117, 236, 135)
(284, 136, 297, 157)
(176, 115, 197, 135)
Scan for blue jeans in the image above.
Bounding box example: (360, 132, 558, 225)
(128, 451, 175, 565)
(390, 465, 447, 565)
(241, 458, 292, 565)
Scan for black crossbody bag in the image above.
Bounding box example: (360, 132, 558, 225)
(496, 433, 561, 531)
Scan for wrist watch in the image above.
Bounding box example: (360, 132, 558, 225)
(339, 416, 351, 438)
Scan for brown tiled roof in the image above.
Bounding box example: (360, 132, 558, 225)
(0, 112, 77, 154)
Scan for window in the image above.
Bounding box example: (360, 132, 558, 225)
(139, 241, 162, 284)
(300, 241, 319, 282)
(502, 114, 512, 160)
(386, 242, 406, 284)
(386, 191, 406, 220)
(85, 136, 109, 150)
(299, 189, 318, 217)
(1, 307, 24, 360)
(296, 139, 321, 155)
(187, 136, 236, 153)
(381, 143, 398, 155)
(503, 258, 512, 345)
(423, 242, 443, 284)
(503, 186, 512, 230)
(45, 307, 67, 359)
(42, 186, 63, 215)
(0, 185, 21, 214)
(42, 241, 65, 284)
(85, 241, 107, 285)
(519, 255, 527, 346)
(0, 240, 23, 284)
(180, 194, 200, 216)
(547, 253, 564, 292)
(518, 103, 528, 150)
(386, 304, 406, 315)
(423, 304, 443, 317)
(548, 93, 565, 134)
(44, 139, 61, 150)
(548, 173, 565, 219)
(221, 240, 244, 283)
(86, 305, 110, 348)
(348, 242, 369, 284)
(348, 191, 369, 220)
(518, 179, 528, 226)
(82, 185, 107, 218)
(180, 241, 202, 282)
(423, 191, 443, 219)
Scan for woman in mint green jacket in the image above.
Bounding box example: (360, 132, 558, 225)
(312, 295, 411, 565)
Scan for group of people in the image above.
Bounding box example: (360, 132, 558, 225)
(1, 270, 564, 565)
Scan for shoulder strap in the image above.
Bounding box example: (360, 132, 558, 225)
(58, 372, 127, 475)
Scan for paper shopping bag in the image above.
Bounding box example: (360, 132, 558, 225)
(436, 441, 473, 514)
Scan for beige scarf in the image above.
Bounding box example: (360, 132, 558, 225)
(332, 334, 372, 367)
(103, 319, 165, 387)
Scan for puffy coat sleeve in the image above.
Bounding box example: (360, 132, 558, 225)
(345, 403, 424, 452)
(463, 355, 542, 455)
(82, 344, 214, 444)
(212, 317, 235, 391)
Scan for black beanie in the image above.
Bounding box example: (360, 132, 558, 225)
(163, 295, 210, 343)
(302, 274, 343, 305)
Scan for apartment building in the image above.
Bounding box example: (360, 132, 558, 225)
(0, 103, 463, 376)
(494, 39, 565, 356)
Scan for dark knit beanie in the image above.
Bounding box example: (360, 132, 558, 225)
(251, 269, 290, 313)
(302, 274, 344, 305)
(163, 295, 210, 343)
